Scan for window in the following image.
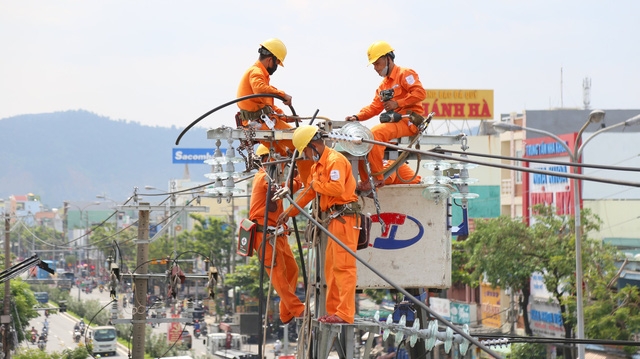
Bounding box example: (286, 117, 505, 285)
(515, 149, 523, 184)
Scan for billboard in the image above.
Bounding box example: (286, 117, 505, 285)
(172, 148, 226, 164)
(422, 89, 494, 120)
(429, 297, 451, 321)
(523, 133, 578, 223)
(529, 297, 565, 338)
(480, 283, 502, 328)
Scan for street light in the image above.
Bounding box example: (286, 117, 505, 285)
(494, 110, 640, 358)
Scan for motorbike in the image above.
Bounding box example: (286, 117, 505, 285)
(37, 339, 46, 350)
(193, 328, 201, 339)
(74, 330, 81, 343)
(201, 325, 208, 336)
(30, 332, 37, 343)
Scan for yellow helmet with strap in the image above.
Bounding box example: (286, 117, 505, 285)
(367, 41, 394, 64)
(260, 38, 287, 67)
(255, 144, 270, 157)
(292, 125, 320, 153)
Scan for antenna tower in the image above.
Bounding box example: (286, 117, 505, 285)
(583, 77, 591, 109)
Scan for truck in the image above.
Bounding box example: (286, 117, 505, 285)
(91, 325, 118, 356)
(36, 260, 55, 279)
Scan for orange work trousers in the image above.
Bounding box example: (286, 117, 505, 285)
(254, 233, 304, 323)
(325, 214, 359, 323)
(358, 118, 419, 182)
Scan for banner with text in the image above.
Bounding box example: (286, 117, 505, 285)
(523, 133, 578, 222)
(172, 148, 226, 164)
(480, 283, 502, 328)
(423, 89, 494, 120)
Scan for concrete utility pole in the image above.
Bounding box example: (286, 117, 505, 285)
(132, 203, 150, 359)
(3, 213, 10, 359)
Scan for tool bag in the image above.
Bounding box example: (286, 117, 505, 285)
(237, 218, 256, 256)
(357, 213, 372, 250)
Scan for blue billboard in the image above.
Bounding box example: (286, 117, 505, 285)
(172, 148, 226, 164)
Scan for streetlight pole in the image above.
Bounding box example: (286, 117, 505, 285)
(97, 194, 120, 279)
(493, 111, 603, 359)
(494, 111, 640, 358)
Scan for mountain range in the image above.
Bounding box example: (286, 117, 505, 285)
(0, 110, 218, 209)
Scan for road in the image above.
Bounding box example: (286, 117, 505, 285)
(20, 303, 127, 357)
(74, 286, 211, 357)
(22, 287, 276, 358)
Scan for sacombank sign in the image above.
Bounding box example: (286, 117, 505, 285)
(172, 148, 226, 164)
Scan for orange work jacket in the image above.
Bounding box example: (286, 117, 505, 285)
(237, 60, 286, 114)
(250, 168, 301, 226)
(286, 147, 358, 216)
(356, 64, 426, 121)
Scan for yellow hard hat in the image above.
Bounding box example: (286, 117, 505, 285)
(260, 38, 287, 67)
(367, 41, 394, 64)
(255, 144, 270, 157)
(292, 125, 320, 153)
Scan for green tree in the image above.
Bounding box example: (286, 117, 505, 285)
(582, 241, 640, 355)
(9, 222, 66, 262)
(225, 255, 272, 298)
(89, 222, 138, 273)
(189, 215, 234, 271)
(13, 346, 89, 359)
(509, 342, 547, 359)
(0, 280, 39, 344)
(463, 215, 536, 335)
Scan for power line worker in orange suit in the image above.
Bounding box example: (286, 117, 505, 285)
(345, 41, 427, 190)
(249, 144, 305, 324)
(237, 38, 297, 157)
(278, 125, 360, 324)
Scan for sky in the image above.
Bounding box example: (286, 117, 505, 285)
(2, 0, 639, 138)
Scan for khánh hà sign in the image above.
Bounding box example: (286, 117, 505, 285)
(422, 89, 494, 120)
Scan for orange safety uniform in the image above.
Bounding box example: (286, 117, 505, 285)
(249, 168, 304, 323)
(285, 147, 360, 323)
(237, 60, 293, 156)
(383, 160, 422, 185)
(354, 64, 426, 181)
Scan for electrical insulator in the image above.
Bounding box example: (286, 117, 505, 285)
(111, 302, 118, 320)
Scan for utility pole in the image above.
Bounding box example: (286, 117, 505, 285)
(3, 213, 11, 359)
(132, 203, 150, 359)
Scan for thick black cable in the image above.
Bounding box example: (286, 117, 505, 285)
(256, 179, 272, 359)
(440, 147, 640, 172)
(288, 109, 319, 291)
(175, 93, 297, 145)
